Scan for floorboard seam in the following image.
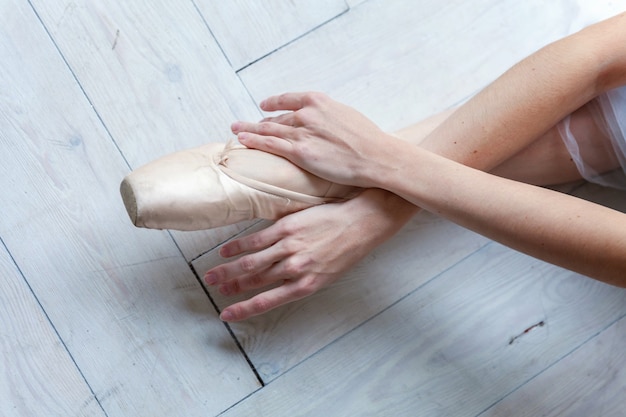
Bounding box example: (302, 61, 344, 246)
(190, 0, 234, 69)
(26, 0, 133, 172)
(235, 7, 351, 73)
(473, 311, 626, 417)
(187, 262, 265, 387)
(0, 235, 110, 417)
(257, 239, 494, 388)
(188, 220, 264, 263)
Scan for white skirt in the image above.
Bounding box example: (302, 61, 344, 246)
(558, 86, 626, 190)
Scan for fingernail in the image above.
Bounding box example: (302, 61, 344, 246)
(231, 121, 240, 132)
(220, 310, 234, 321)
(204, 272, 217, 285)
(219, 246, 231, 257)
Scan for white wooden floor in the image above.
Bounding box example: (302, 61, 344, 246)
(2, 1, 626, 416)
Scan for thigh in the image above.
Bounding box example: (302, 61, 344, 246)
(491, 102, 620, 186)
(490, 124, 582, 186)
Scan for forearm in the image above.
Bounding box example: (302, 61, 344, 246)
(348, 21, 608, 228)
(346, 109, 461, 229)
(378, 144, 626, 286)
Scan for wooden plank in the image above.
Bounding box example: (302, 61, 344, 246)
(0, 2, 259, 416)
(192, 0, 625, 384)
(30, 0, 266, 259)
(220, 243, 626, 416)
(193, 212, 489, 381)
(195, 0, 348, 70)
(346, 0, 369, 8)
(0, 243, 105, 417)
(481, 314, 626, 416)
(239, 0, 624, 131)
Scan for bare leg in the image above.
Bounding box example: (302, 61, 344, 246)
(393, 102, 617, 187)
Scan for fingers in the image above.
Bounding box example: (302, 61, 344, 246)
(259, 92, 309, 112)
(230, 120, 293, 137)
(219, 220, 286, 258)
(219, 278, 317, 322)
(230, 120, 296, 157)
(205, 243, 282, 286)
(260, 113, 293, 125)
(204, 224, 288, 288)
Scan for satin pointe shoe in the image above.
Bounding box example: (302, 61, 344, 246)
(120, 141, 360, 231)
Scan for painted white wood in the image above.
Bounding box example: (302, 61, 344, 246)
(195, 0, 348, 70)
(3, 1, 625, 415)
(193, 212, 489, 381)
(29, 0, 266, 259)
(239, 0, 625, 131)
(0, 244, 105, 417)
(0, 2, 259, 416)
(346, 0, 369, 8)
(193, 0, 626, 385)
(220, 243, 626, 416)
(482, 314, 626, 417)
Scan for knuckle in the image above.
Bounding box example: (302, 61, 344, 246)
(291, 111, 305, 125)
(258, 122, 273, 135)
(248, 273, 264, 287)
(292, 278, 318, 298)
(279, 239, 298, 255)
(247, 233, 266, 250)
(306, 91, 327, 105)
(276, 216, 301, 236)
(219, 280, 240, 296)
(277, 93, 290, 107)
(283, 257, 306, 277)
(251, 297, 272, 315)
(239, 255, 256, 273)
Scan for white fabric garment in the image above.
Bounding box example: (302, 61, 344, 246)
(558, 85, 626, 190)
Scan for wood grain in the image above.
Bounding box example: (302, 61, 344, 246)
(0, 1, 259, 415)
(29, 0, 266, 259)
(193, 212, 489, 382)
(0, 243, 105, 417)
(220, 243, 626, 416)
(193, 0, 626, 386)
(2, 0, 626, 415)
(239, 0, 625, 132)
(482, 314, 626, 416)
(194, 0, 348, 70)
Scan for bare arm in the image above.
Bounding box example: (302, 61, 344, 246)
(376, 146, 626, 285)
(419, 12, 626, 171)
(235, 13, 626, 287)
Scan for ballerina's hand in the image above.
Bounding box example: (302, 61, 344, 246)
(231, 92, 396, 188)
(203, 189, 414, 322)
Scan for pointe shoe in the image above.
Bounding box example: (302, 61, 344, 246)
(120, 141, 360, 231)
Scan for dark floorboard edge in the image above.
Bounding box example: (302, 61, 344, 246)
(474, 312, 626, 417)
(234, 7, 351, 74)
(216, 239, 494, 412)
(188, 220, 266, 263)
(187, 262, 265, 388)
(26, 0, 133, 173)
(0, 234, 110, 416)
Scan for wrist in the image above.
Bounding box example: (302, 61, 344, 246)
(346, 188, 419, 235)
(357, 133, 406, 189)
